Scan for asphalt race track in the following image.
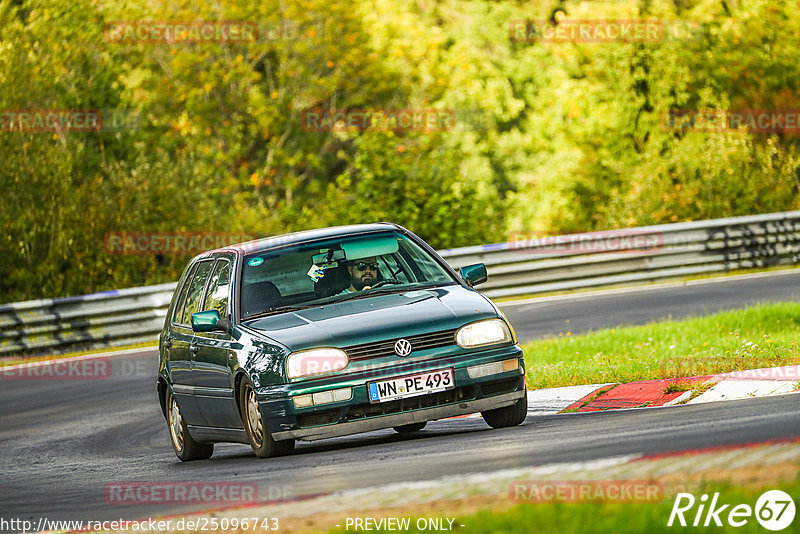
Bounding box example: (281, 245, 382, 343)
(2, 271, 800, 525)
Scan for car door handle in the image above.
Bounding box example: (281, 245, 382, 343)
(163, 338, 173, 349)
(189, 344, 199, 354)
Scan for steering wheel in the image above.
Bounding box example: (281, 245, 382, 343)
(369, 278, 402, 289)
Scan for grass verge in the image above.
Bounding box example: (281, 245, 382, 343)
(522, 302, 800, 389)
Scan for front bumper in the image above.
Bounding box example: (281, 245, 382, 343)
(258, 344, 526, 441)
(273, 390, 523, 440)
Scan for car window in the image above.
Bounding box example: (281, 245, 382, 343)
(178, 260, 215, 325)
(202, 260, 231, 318)
(258, 251, 316, 296)
(170, 263, 197, 324)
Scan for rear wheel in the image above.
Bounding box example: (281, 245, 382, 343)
(481, 389, 528, 429)
(240, 379, 295, 459)
(393, 422, 427, 433)
(166, 389, 213, 461)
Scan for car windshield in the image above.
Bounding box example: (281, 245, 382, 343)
(240, 231, 456, 319)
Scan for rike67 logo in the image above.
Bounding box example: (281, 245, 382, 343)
(668, 490, 795, 531)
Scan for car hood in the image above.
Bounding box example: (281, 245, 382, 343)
(244, 285, 499, 351)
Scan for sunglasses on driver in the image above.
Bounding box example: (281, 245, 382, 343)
(355, 262, 378, 271)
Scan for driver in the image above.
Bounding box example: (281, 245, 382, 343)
(338, 257, 379, 294)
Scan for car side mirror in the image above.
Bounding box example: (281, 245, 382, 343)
(191, 310, 231, 333)
(458, 263, 488, 287)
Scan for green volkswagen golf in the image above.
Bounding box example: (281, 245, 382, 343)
(157, 223, 527, 461)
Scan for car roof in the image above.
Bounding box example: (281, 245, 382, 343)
(198, 222, 404, 258)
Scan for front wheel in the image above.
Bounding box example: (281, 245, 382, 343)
(240, 379, 295, 459)
(166, 389, 214, 461)
(481, 389, 528, 429)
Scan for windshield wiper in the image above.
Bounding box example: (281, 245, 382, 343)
(244, 305, 312, 320)
(329, 292, 374, 303)
(331, 283, 440, 303)
(365, 286, 413, 296)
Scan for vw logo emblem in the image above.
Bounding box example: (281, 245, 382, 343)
(394, 339, 412, 357)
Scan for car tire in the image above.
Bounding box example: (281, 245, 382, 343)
(393, 422, 427, 433)
(166, 389, 214, 461)
(481, 389, 528, 429)
(240, 379, 295, 459)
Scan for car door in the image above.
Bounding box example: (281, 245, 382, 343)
(169, 259, 216, 424)
(192, 257, 241, 429)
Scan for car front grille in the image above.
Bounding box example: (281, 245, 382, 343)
(297, 409, 341, 428)
(346, 385, 474, 420)
(344, 329, 458, 361)
(480, 377, 520, 396)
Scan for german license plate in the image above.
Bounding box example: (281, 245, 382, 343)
(367, 368, 454, 403)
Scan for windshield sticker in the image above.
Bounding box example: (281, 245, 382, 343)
(307, 264, 326, 282)
(247, 257, 264, 267)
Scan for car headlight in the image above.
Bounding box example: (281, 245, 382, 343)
(286, 348, 349, 379)
(456, 318, 512, 348)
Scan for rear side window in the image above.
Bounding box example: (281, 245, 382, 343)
(202, 260, 231, 318)
(178, 260, 215, 325)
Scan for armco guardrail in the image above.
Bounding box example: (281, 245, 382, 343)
(0, 283, 177, 357)
(439, 211, 800, 298)
(2, 211, 799, 356)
